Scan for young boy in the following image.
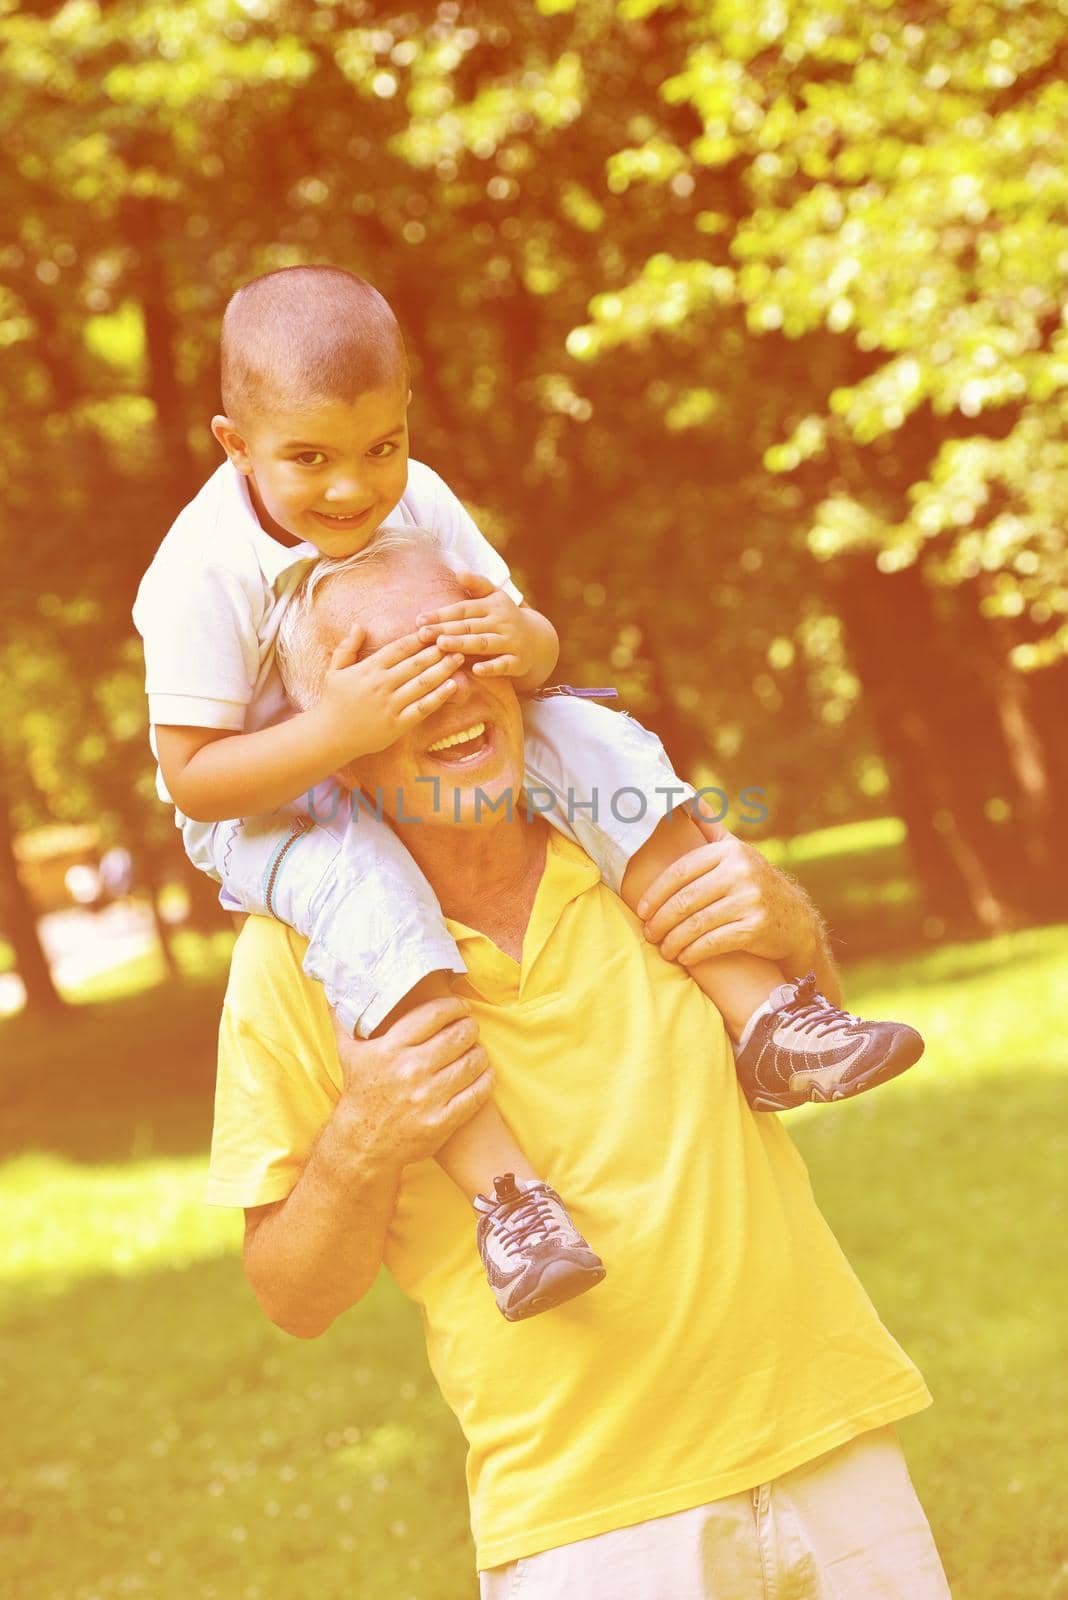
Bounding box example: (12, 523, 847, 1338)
(134, 265, 923, 1324)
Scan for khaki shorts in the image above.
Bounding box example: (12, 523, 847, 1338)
(479, 1425, 951, 1599)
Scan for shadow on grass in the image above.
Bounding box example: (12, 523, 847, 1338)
(3, 911, 1062, 1172)
(0, 974, 226, 1165)
(791, 1073, 1068, 1600)
(785, 837, 1067, 967)
(2, 1068, 1066, 1600)
(844, 926, 1066, 999)
(1, 1254, 474, 1600)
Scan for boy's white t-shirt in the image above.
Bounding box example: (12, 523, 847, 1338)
(132, 458, 521, 806)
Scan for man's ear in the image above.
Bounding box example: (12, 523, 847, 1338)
(211, 414, 254, 473)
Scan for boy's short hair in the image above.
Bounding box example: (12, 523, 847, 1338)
(220, 265, 408, 422)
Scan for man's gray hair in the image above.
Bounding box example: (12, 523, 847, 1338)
(277, 524, 455, 711)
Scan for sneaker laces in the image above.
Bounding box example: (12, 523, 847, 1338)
(781, 973, 861, 1039)
(488, 1180, 566, 1260)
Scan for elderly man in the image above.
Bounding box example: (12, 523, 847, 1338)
(206, 529, 951, 1598)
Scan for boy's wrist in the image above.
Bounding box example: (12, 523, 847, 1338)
(782, 909, 842, 1006)
(303, 699, 372, 769)
(782, 896, 823, 972)
(512, 611, 559, 691)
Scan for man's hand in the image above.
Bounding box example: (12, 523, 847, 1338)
(416, 572, 555, 685)
(331, 996, 494, 1172)
(315, 625, 465, 760)
(241, 997, 490, 1342)
(636, 806, 839, 1000)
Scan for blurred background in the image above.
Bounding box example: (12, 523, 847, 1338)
(1, 2, 1065, 1597)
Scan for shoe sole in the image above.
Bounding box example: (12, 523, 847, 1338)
(826, 1035, 925, 1102)
(502, 1259, 607, 1323)
(749, 1034, 926, 1113)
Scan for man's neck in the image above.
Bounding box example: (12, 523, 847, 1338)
(401, 812, 549, 961)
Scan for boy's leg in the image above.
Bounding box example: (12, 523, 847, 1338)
(522, 696, 924, 1109)
(521, 695, 685, 898)
(185, 798, 466, 1037)
(189, 802, 605, 1319)
(522, 695, 781, 1031)
(618, 804, 783, 1038)
(344, 969, 542, 1199)
(436, 1086, 542, 1197)
(331, 968, 605, 1323)
(626, 810, 924, 1109)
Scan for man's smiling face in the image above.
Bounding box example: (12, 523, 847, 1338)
(320, 551, 527, 830)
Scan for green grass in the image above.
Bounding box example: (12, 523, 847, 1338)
(1, 847, 1066, 1599)
(761, 814, 927, 955)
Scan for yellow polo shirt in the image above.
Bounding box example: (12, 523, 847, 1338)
(207, 830, 930, 1570)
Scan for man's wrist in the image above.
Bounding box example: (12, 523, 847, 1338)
(317, 1102, 404, 1195)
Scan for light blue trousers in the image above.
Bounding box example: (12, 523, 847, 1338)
(181, 695, 694, 1036)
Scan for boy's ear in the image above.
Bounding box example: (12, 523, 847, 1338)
(211, 414, 253, 472)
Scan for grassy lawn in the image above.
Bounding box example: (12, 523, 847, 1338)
(1, 831, 1066, 1600)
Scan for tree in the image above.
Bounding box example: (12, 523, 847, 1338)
(551, 0, 1068, 924)
(0, 768, 65, 1016)
(2, 0, 1065, 951)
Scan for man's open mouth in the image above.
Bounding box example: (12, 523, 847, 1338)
(426, 720, 492, 764)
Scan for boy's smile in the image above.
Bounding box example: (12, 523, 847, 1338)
(213, 382, 411, 556)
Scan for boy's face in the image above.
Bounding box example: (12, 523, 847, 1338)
(213, 379, 410, 555)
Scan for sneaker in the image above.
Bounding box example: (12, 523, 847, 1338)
(473, 1174, 606, 1323)
(735, 972, 924, 1112)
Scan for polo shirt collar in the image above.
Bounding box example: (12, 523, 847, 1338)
(446, 830, 602, 1003)
(219, 461, 320, 590)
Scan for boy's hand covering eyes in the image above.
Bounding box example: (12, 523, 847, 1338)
(415, 571, 537, 680)
(318, 624, 465, 758)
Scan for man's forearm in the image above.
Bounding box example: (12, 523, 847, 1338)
(244, 1103, 401, 1339)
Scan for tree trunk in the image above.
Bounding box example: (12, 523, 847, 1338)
(120, 196, 196, 505)
(830, 559, 1022, 934)
(1028, 655, 1068, 848)
(971, 601, 1068, 920)
(148, 892, 181, 981)
(170, 844, 227, 933)
(637, 611, 708, 782)
(138, 850, 182, 981)
(0, 792, 66, 1017)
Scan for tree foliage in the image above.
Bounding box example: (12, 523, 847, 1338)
(2, 0, 1066, 982)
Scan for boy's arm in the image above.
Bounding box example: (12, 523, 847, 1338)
(157, 714, 361, 823)
(511, 605, 560, 693)
(156, 627, 465, 822)
(410, 464, 558, 689)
